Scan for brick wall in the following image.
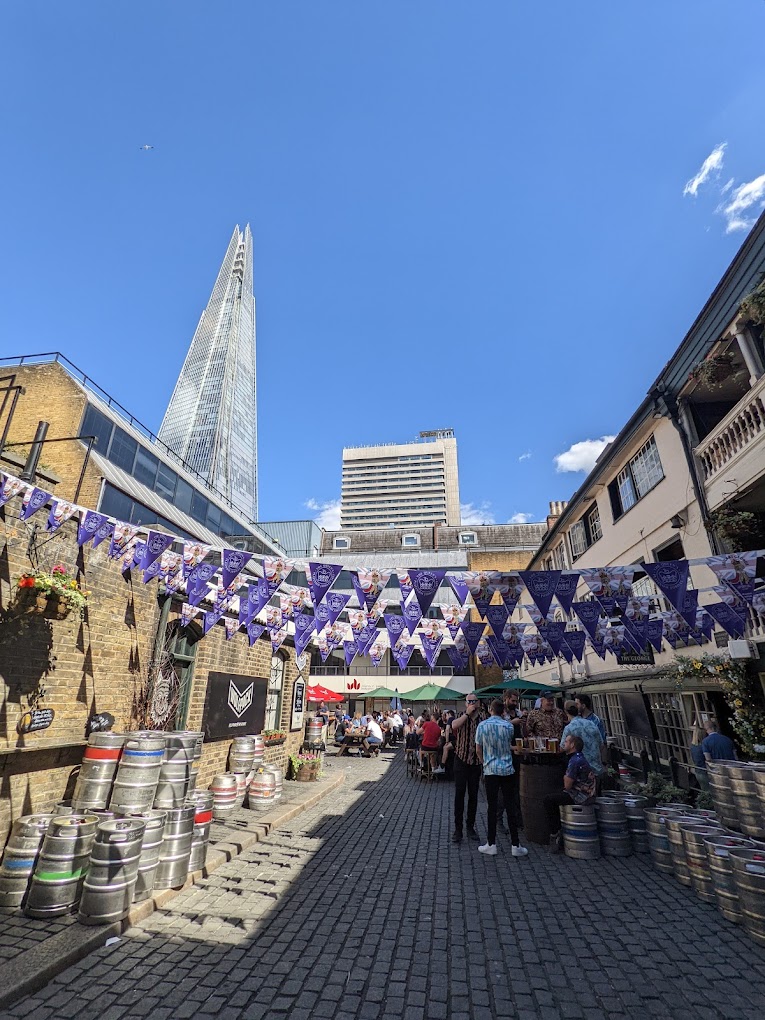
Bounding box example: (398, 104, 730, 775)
(0, 491, 305, 843)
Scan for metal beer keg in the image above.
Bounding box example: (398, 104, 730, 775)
(110, 735, 165, 812)
(153, 805, 195, 890)
(25, 814, 99, 918)
(77, 817, 146, 925)
(0, 814, 53, 911)
(73, 732, 126, 811)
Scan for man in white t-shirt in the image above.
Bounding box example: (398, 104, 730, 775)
(391, 711, 404, 745)
(363, 716, 383, 756)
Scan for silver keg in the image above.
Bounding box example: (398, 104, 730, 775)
(594, 797, 631, 857)
(646, 807, 688, 875)
(680, 823, 725, 903)
(705, 834, 755, 923)
(182, 731, 204, 793)
(664, 813, 699, 886)
(186, 790, 214, 841)
(113, 809, 167, 903)
(188, 823, 209, 874)
(72, 732, 126, 811)
(0, 814, 53, 911)
(560, 804, 600, 860)
(729, 764, 765, 841)
(729, 847, 765, 947)
(247, 770, 277, 811)
(154, 732, 197, 809)
(77, 817, 146, 925)
(623, 796, 650, 854)
(707, 761, 741, 831)
(153, 804, 195, 890)
(54, 800, 75, 815)
(210, 774, 239, 821)
(25, 814, 99, 918)
(229, 735, 257, 774)
(265, 764, 283, 801)
(109, 735, 165, 812)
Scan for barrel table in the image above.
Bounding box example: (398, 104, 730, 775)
(518, 752, 567, 845)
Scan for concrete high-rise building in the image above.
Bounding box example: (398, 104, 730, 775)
(340, 430, 460, 530)
(159, 225, 258, 520)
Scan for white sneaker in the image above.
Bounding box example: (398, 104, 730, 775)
(478, 843, 497, 856)
(433, 766, 446, 774)
(511, 845, 529, 858)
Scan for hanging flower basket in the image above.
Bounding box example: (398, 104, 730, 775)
(688, 352, 736, 390)
(11, 566, 89, 620)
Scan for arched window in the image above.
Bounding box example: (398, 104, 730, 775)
(266, 654, 285, 731)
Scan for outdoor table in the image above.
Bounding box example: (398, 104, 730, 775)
(335, 732, 367, 756)
(517, 751, 567, 845)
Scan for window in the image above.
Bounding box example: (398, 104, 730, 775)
(108, 426, 138, 472)
(80, 404, 114, 454)
(206, 502, 222, 532)
(588, 505, 602, 543)
(134, 447, 159, 488)
(459, 532, 477, 545)
(402, 534, 420, 547)
(155, 463, 177, 502)
(190, 490, 209, 525)
(265, 655, 285, 730)
(608, 436, 664, 520)
(552, 544, 566, 570)
(333, 536, 350, 550)
(174, 478, 194, 515)
(569, 520, 587, 559)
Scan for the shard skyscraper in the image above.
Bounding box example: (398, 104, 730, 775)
(159, 225, 258, 521)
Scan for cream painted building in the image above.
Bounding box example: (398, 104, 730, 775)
(340, 430, 460, 529)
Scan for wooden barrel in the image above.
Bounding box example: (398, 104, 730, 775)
(519, 756, 567, 845)
(680, 824, 725, 903)
(561, 804, 600, 860)
(704, 834, 755, 924)
(729, 848, 765, 946)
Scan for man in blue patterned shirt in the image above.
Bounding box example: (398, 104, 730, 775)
(543, 733, 596, 853)
(475, 700, 528, 859)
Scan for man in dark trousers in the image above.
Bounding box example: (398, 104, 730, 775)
(450, 693, 482, 843)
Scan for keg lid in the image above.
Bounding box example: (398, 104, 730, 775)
(97, 818, 146, 840)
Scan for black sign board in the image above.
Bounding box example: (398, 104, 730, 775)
(203, 672, 268, 741)
(618, 692, 654, 741)
(17, 708, 55, 734)
(617, 644, 655, 666)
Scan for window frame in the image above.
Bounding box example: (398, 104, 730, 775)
(333, 536, 350, 550)
(401, 533, 421, 548)
(568, 519, 588, 560)
(265, 654, 285, 731)
(458, 531, 477, 545)
(588, 505, 602, 544)
(609, 436, 664, 521)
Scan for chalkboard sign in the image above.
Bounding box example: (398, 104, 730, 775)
(202, 671, 268, 741)
(618, 692, 654, 741)
(17, 708, 55, 734)
(291, 680, 306, 731)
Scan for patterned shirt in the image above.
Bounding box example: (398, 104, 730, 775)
(525, 707, 567, 740)
(582, 711, 606, 743)
(452, 711, 479, 765)
(560, 717, 604, 775)
(566, 751, 596, 804)
(475, 716, 515, 777)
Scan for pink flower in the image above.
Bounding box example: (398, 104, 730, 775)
(52, 565, 67, 575)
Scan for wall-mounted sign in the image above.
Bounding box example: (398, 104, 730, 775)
(291, 679, 305, 732)
(17, 708, 55, 734)
(203, 671, 268, 741)
(617, 646, 655, 667)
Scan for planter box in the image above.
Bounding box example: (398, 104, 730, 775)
(263, 737, 286, 747)
(12, 591, 70, 620)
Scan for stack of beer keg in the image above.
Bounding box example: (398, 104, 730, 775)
(594, 797, 632, 857)
(0, 727, 208, 921)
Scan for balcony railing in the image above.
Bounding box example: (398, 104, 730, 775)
(696, 373, 765, 481)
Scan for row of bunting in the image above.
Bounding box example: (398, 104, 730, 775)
(2, 469, 764, 671)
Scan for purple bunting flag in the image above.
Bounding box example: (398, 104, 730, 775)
(182, 541, 211, 578)
(538, 621, 566, 655)
(221, 548, 253, 590)
(678, 589, 699, 629)
(408, 568, 447, 615)
(46, 499, 78, 534)
(554, 572, 581, 615)
(356, 621, 379, 657)
(459, 620, 486, 654)
(203, 609, 224, 635)
(21, 485, 51, 521)
(383, 613, 406, 647)
(501, 620, 526, 644)
(263, 556, 296, 597)
(402, 594, 423, 635)
(313, 590, 350, 631)
(186, 561, 217, 607)
(77, 510, 107, 546)
(224, 618, 239, 640)
(108, 522, 139, 560)
(642, 560, 690, 613)
(419, 630, 443, 669)
(572, 601, 603, 640)
(447, 572, 472, 606)
(519, 570, 561, 621)
(708, 551, 759, 604)
(484, 603, 509, 635)
(92, 519, 114, 549)
(441, 604, 467, 638)
(0, 473, 25, 507)
(247, 622, 265, 647)
(447, 644, 469, 672)
(350, 567, 392, 614)
(705, 601, 747, 638)
(564, 630, 587, 662)
(306, 561, 342, 608)
(646, 618, 665, 652)
(392, 636, 413, 671)
(270, 624, 288, 653)
(138, 530, 175, 572)
(294, 612, 317, 657)
(344, 640, 357, 667)
(369, 634, 388, 668)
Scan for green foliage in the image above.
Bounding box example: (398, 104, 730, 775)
(740, 278, 765, 326)
(627, 771, 691, 804)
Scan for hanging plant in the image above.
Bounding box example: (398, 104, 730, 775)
(688, 351, 736, 390)
(739, 278, 765, 327)
(8, 566, 89, 621)
(706, 509, 765, 551)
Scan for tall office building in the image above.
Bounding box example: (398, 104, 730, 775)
(159, 225, 258, 520)
(340, 430, 460, 530)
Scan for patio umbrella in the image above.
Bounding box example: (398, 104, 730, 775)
(307, 685, 344, 703)
(474, 677, 552, 697)
(363, 686, 399, 699)
(390, 688, 402, 711)
(406, 682, 450, 702)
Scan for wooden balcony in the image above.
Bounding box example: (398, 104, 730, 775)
(695, 374, 765, 511)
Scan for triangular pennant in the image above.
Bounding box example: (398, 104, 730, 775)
(501, 620, 527, 644)
(396, 569, 414, 603)
(21, 485, 51, 521)
(369, 632, 389, 668)
(343, 640, 357, 667)
(646, 618, 665, 652)
(294, 612, 317, 657)
(498, 573, 525, 614)
(247, 621, 266, 646)
(391, 635, 413, 671)
(108, 522, 139, 560)
(642, 560, 690, 613)
(203, 609, 224, 635)
(265, 606, 284, 632)
(270, 623, 288, 653)
(485, 604, 509, 635)
(263, 556, 296, 597)
(419, 629, 443, 669)
(475, 638, 495, 668)
(678, 589, 699, 629)
(350, 567, 393, 613)
(180, 604, 200, 628)
(465, 571, 501, 615)
(563, 630, 586, 662)
(705, 601, 747, 638)
(306, 561, 342, 608)
(182, 541, 212, 578)
(459, 620, 486, 655)
(519, 570, 561, 620)
(76, 509, 107, 546)
(224, 618, 240, 640)
(486, 635, 513, 668)
(538, 621, 566, 655)
(356, 621, 380, 657)
(138, 530, 175, 572)
(447, 644, 469, 671)
(383, 613, 407, 647)
(279, 594, 294, 619)
(92, 519, 114, 549)
(441, 603, 468, 638)
(707, 551, 759, 604)
(0, 473, 25, 507)
(447, 572, 471, 606)
(572, 601, 603, 640)
(314, 591, 351, 631)
(46, 499, 78, 534)
(186, 561, 217, 607)
(401, 593, 423, 635)
(221, 548, 253, 590)
(409, 568, 447, 615)
(554, 572, 581, 615)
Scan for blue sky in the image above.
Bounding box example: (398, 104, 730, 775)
(2, 1, 764, 529)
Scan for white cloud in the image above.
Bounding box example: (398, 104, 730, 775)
(460, 501, 496, 525)
(554, 436, 615, 474)
(717, 173, 765, 233)
(508, 512, 534, 524)
(305, 498, 342, 530)
(518, 451, 532, 462)
(683, 142, 727, 197)
(720, 177, 735, 196)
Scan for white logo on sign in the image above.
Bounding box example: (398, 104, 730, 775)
(228, 679, 254, 719)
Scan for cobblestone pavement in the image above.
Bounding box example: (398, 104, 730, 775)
(3, 750, 765, 1020)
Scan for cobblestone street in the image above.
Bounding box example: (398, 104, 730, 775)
(3, 750, 765, 1020)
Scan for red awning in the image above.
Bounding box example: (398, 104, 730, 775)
(307, 685, 344, 703)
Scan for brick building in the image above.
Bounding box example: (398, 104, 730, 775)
(0, 356, 306, 841)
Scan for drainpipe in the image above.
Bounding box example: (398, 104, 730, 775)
(20, 421, 49, 482)
(433, 521, 440, 551)
(658, 390, 720, 555)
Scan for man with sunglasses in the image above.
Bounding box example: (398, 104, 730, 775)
(450, 693, 482, 843)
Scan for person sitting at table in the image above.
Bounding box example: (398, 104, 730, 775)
(381, 713, 396, 748)
(435, 715, 453, 775)
(542, 733, 596, 854)
(417, 710, 442, 770)
(362, 714, 384, 756)
(526, 691, 567, 741)
(334, 715, 349, 746)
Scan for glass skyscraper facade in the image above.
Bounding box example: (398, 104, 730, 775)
(159, 225, 258, 520)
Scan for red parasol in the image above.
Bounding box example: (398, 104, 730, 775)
(307, 685, 344, 703)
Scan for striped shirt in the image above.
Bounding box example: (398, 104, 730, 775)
(452, 712, 479, 765)
(475, 716, 516, 777)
